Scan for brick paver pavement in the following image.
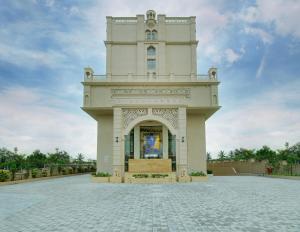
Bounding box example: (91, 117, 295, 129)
(0, 175, 299, 232)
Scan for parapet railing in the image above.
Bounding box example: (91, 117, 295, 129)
(112, 17, 138, 23)
(165, 17, 192, 23)
(83, 73, 218, 82)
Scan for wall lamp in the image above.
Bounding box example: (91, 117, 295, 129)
(181, 137, 185, 143)
(115, 137, 119, 143)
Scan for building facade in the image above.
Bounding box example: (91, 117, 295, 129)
(82, 10, 220, 180)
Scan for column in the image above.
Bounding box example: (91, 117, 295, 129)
(178, 107, 188, 176)
(134, 126, 140, 159)
(112, 108, 123, 177)
(163, 126, 169, 159)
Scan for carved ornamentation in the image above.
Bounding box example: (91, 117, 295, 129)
(122, 108, 148, 128)
(111, 88, 191, 98)
(152, 108, 178, 129)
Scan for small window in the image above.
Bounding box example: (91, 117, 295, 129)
(145, 30, 151, 40)
(152, 30, 157, 40)
(147, 59, 156, 70)
(147, 46, 156, 56)
(145, 30, 157, 40)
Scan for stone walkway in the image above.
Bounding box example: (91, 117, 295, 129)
(0, 175, 299, 232)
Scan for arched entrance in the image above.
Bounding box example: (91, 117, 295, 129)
(123, 118, 177, 173)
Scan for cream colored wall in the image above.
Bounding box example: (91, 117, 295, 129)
(111, 45, 136, 75)
(111, 24, 137, 41)
(106, 14, 197, 77)
(187, 114, 206, 173)
(166, 45, 192, 75)
(165, 24, 193, 41)
(97, 115, 113, 173)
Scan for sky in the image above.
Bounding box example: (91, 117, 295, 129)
(0, 0, 299, 159)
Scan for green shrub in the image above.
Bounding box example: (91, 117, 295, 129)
(132, 174, 148, 178)
(31, 168, 39, 178)
(94, 172, 111, 177)
(0, 170, 10, 182)
(190, 171, 206, 176)
(151, 174, 168, 178)
(207, 170, 213, 174)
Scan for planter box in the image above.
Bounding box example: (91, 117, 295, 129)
(124, 173, 177, 184)
(91, 176, 110, 183)
(109, 176, 122, 183)
(191, 176, 208, 182)
(129, 177, 176, 184)
(178, 176, 191, 183)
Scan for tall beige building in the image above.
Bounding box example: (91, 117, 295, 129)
(82, 10, 220, 180)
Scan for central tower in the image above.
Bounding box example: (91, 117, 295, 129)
(82, 10, 220, 182)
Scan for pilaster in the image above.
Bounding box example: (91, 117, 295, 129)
(134, 126, 140, 159)
(178, 107, 188, 176)
(113, 108, 123, 177)
(163, 125, 169, 159)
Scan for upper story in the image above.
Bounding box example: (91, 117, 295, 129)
(105, 10, 198, 77)
(82, 10, 220, 119)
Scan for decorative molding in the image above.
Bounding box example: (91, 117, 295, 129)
(122, 108, 148, 128)
(112, 88, 191, 98)
(152, 108, 178, 129)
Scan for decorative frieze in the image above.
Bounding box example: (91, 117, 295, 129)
(122, 108, 148, 128)
(152, 108, 178, 129)
(111, 88, 191, 98)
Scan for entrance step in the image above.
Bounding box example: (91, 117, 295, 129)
(124, 172, 176, 184)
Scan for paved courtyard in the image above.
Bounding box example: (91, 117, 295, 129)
(0, 175, 300, 232)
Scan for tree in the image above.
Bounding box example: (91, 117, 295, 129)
(0, 147, 26, 180)
(255, 146, 278, 172)
(206, 152, 212, 161)
(218, 151, 226, 161)
(47, 149, 70, 165)
(282, 142, 300, 175)
(26, 150, 47, 169)
(75, 153, 85, 164)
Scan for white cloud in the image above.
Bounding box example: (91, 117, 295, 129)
(0, 86, 97, 159)
(244, 27, 273, 44)
(206, 80, 300, 157)
(225, 48, 242, 64)
(241, 0, 300, 38)
(0, 43, 67, 69)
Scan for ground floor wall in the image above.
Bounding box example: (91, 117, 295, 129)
(97, 115, 113, 173)
(187, 114, 207, 173)
(95, 108, 208, 176)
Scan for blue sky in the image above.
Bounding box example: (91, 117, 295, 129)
(0, 0, 299, 159)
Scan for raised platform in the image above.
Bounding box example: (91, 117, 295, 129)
(124, 172, 176, 184)
(128, 159, 172, 173)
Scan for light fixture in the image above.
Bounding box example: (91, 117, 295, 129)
(181, 137, 185, 143)
(115, 137, 119, 143)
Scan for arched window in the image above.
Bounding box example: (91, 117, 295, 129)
(145, 30, 151, 40)
(147, 46, 156, 56)
(152, 30, 157, 40)
(145, 30, 158, 40)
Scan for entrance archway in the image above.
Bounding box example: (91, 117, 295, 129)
(123, 118, 177, 172)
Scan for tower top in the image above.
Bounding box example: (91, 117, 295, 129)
(146, 10, 156, 27)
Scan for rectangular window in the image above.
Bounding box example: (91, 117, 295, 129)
(147, 59, 156, 70)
